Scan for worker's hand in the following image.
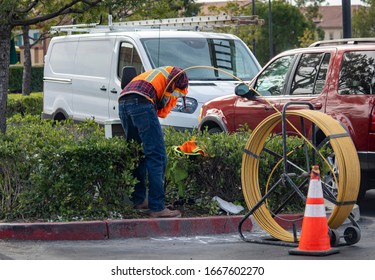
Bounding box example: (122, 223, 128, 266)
(156, 95, 171, 110)
(157, 97, 178, 118)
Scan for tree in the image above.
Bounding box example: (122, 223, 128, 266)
(19, 25, 53, 96)
(204, 1, 315, 66)
(21, 25, 31, 96)
(13, 0, 200, 97)
(123, 0, 201, 19)
(73, 0, 201, 23)
(0, 0, 104, 134)
(18, 12, 65, 96)
(352, 0, 375, 37)
(255, 1, 313, 64)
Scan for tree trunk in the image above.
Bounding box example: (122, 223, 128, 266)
(0, 24, 11, 134)
(22, 25, 31, 96)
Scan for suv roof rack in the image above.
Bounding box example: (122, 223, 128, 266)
(310, 38, 375, 47)
(50, 15, 264, 35)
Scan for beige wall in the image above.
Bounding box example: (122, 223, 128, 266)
(323, 28, 343, 40)
(19, 46, 44, 66)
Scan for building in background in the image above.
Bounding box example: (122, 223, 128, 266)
(13, 29, 47, 66)
(313, 5, 362, 40)
(199, 0, 251, 15)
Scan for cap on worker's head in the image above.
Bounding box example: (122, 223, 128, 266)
(167, 66, 188, 95)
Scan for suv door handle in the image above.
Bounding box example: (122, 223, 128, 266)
(313, 102, 322, 109)
(100, 86, 107, 91)
(110, 88, 118, 94)
(264, 105, 274, 110)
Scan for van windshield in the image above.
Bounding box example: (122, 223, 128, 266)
(141, 37, 259, 81)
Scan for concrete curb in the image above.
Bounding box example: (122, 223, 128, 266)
(0, 221, 108, 241)
(0, 206, 359, 241)
(0, 215, 253, 241)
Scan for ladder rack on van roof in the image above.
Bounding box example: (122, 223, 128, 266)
(50, 15, 264, 34)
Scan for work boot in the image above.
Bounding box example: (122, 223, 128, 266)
(149, 208, 182, 218)
(134, 200, 148, 211)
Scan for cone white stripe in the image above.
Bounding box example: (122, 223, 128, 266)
(304, 204, 326, 217)
(306, 179, 324, 198)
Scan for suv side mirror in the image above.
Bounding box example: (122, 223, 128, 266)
(235, 83, 257, 99)
(121, 66, 137, 89)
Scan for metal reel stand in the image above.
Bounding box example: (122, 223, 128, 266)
(238, 101, 361, 247)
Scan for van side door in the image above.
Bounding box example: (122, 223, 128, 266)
(72, 36, 115, 123)
(108, 39, 146, 120)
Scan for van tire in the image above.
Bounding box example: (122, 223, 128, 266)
(54, 112, 67, 123)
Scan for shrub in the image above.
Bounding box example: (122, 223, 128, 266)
(0, 117, 251, 221)
(8, 65, 44, 93)
(7, 92, 43, 117)
(0, 115, 140, 221)
(1, 116, 310, 222)
(164, 128, 251, 215)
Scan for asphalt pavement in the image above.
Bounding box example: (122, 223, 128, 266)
(0, 191, 374, 260)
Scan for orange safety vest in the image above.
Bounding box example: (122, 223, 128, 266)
(123, 66, 188, 118)
(173, 137, 207, 157)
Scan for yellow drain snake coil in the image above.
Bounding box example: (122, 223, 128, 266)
(241, 110, 360, 242)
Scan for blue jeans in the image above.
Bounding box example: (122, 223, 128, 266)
(119, 98, 167, 212)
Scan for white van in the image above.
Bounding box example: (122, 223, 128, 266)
(42, 16, 261, 137)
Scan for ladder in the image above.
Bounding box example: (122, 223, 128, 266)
(50, 15, 264, 34)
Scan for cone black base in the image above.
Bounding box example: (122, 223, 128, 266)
(289, 247, 339, 256)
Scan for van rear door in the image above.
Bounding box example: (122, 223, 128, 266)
(72, 36, 115, 124)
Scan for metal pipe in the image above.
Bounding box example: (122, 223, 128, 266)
(342, 0, 352, 38)
(252, 0, 256, 55)
(268, 0, 273, 59)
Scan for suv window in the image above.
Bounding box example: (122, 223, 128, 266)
(290, 53, 330, 95)
(254, 55, 295, 96)
(338, 51, 375, 95)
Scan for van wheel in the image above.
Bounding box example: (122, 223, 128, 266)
(53, 113, 67, 126)
(54, 113, 66, 123)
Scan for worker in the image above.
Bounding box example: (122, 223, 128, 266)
(118, 66, 188, 218)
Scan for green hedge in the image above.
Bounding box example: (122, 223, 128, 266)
(8, 92, 43, 117)
(8, 65, 44, 93)
(0, 116, 251, 221)
(0, 115, 141, 221)
(164, 128, 250, 215)
(0, 115, 307, 222)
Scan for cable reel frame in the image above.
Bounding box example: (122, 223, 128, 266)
(238, 102, 361, 247)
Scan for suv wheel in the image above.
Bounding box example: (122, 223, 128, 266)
(208, 127, 223, 134)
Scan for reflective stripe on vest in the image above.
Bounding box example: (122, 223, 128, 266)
(144, 67, 170, 83)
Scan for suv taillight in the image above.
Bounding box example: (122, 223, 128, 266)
(371, 106, 375, 132)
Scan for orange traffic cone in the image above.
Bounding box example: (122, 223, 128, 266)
(289, 165, 339, 256)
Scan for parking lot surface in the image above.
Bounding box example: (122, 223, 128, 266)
(0, 191, 374, 260)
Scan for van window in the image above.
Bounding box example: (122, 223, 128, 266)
(75, 39, 113, 77)
(49, 41, 77, 74)
(141, 37, 259, 81)
(118, 42, 143, 77)
(338, 51, 375, 95)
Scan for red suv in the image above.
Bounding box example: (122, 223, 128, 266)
(198, 38, 375, 199)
